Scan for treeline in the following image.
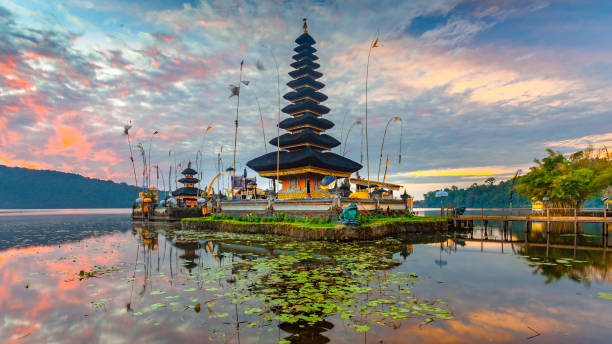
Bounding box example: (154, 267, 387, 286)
(0, 165, 140, 208)
(416, 178, 530, 208)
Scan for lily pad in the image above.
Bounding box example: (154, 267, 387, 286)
(597, 292, 612, 300)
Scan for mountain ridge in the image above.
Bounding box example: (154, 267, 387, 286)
(0, 165, 140, 209)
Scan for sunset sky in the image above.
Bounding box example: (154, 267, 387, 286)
(1, 0, 611, 199)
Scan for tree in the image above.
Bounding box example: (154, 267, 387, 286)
(515, 147, 612, 209)
(484, 177, 496, 186)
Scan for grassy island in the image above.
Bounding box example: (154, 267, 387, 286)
(181, 213, 447, 241)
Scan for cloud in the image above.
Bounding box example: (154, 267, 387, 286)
(395, 166, 519, 178)
(545, 132, 612, 150)
(0, 0, 610, 194)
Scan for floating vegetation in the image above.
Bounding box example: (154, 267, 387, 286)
(598, 292, 612, 301)
(75, 265, 123, 281)
(164, 230, 454, 336)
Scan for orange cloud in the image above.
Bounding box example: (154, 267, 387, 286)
(395, 166, 519, 178)
(0, 151, 52, 170)
(45, 125, 93, 159)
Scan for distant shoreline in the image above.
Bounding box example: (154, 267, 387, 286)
(0, 208, 131, 216)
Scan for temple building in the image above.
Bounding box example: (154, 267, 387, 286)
(247, 20, 362, 199)
(172, 162, 203, 207)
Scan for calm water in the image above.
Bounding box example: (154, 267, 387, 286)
(0, 210, 611, 343)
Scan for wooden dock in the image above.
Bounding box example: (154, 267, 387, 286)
(444, 207, 611, 242)
(447, 208, 612, 224)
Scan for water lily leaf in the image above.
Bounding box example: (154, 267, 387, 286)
(184, 287, 196, 292)
(150, 303, 166, 310)
(597, 292, 612, 300)
(351, 324, 370, 332)
(245, 307, 262, 315)
(151, 290, 166, 295)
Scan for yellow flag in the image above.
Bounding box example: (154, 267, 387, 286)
(205, 126, 212, 133)
(372, 37, 379, 48)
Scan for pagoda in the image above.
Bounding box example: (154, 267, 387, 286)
(247, 19, 362, 199)
(172, 162, 203, 207)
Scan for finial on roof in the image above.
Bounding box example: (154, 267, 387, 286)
(303, 18, 308, 33)
(187, 161, 192, 169)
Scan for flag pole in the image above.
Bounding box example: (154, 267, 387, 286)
(378, 116, 402, 181)
(232, 60, 244, 197)
(272, 52, 281, 195)
(365, 39, 374, 192)
(365, 36, 379, 192)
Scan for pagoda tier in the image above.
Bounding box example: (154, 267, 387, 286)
(287, 77, 325, 91)
(246, 21, 361, 198)
(278, 113, 334, 132)
(290, 59, 320, 70)
(247, 147, 361, 177)
(270, 128, 340, 150)
(282, 100, 330, 116)
(283, 87, 328, 103)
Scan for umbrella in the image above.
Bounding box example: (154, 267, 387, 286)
(321, 175, 336, 186)
(435, 191, 448, 197)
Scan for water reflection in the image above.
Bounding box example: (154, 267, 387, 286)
(0, 215, 611, 343)
(0, 214, 131, 249)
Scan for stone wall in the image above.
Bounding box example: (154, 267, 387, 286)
(181, 219, 447, 241)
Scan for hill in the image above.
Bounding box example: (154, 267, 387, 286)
(0, 165, 140, 209)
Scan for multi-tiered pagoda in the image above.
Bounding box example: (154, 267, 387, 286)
(172, 162, 202, 206)
(247, 20, 362, 199)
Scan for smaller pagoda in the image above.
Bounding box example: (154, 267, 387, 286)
(172, 162, 202, 207)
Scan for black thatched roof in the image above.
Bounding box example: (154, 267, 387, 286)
(270, 128, 339, 150)
(178, 177, 199, 184)
(290, 59, 320, 70)
(247, 147, 361, 174)
(279, 113, 334, 131)
(172, 187, 203, 197)
(295, 32, 316, 45)
(287, 76, 325, 91)
(288, 67, 323, 80)
(282, 100, 330, 115)
(293, 45, 317, 54)
(291, 51, 319, 61)
(181, 167, 197, 175)
(283, 87, 328, 103)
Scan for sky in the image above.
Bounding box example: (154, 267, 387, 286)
(0, 0, 611, 199)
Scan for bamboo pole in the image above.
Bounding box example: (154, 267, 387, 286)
(272, 53, 281, 195)
(377, 116, 402, 181)
(232, 61, 244, 191)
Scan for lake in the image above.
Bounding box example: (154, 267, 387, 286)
(0, 209, 610, 343)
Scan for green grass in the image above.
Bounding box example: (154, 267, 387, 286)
(182, 212, 445, 229)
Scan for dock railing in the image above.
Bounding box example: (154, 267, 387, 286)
(440, 207, 610, 227)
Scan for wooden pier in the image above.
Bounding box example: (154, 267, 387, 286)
(444, 207, 611, 244)
(447, 208, 611, 224)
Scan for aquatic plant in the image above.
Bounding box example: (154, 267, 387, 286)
(166, 230, 455, 339)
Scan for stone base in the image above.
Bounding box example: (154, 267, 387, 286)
(181, 219, 447, 241)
